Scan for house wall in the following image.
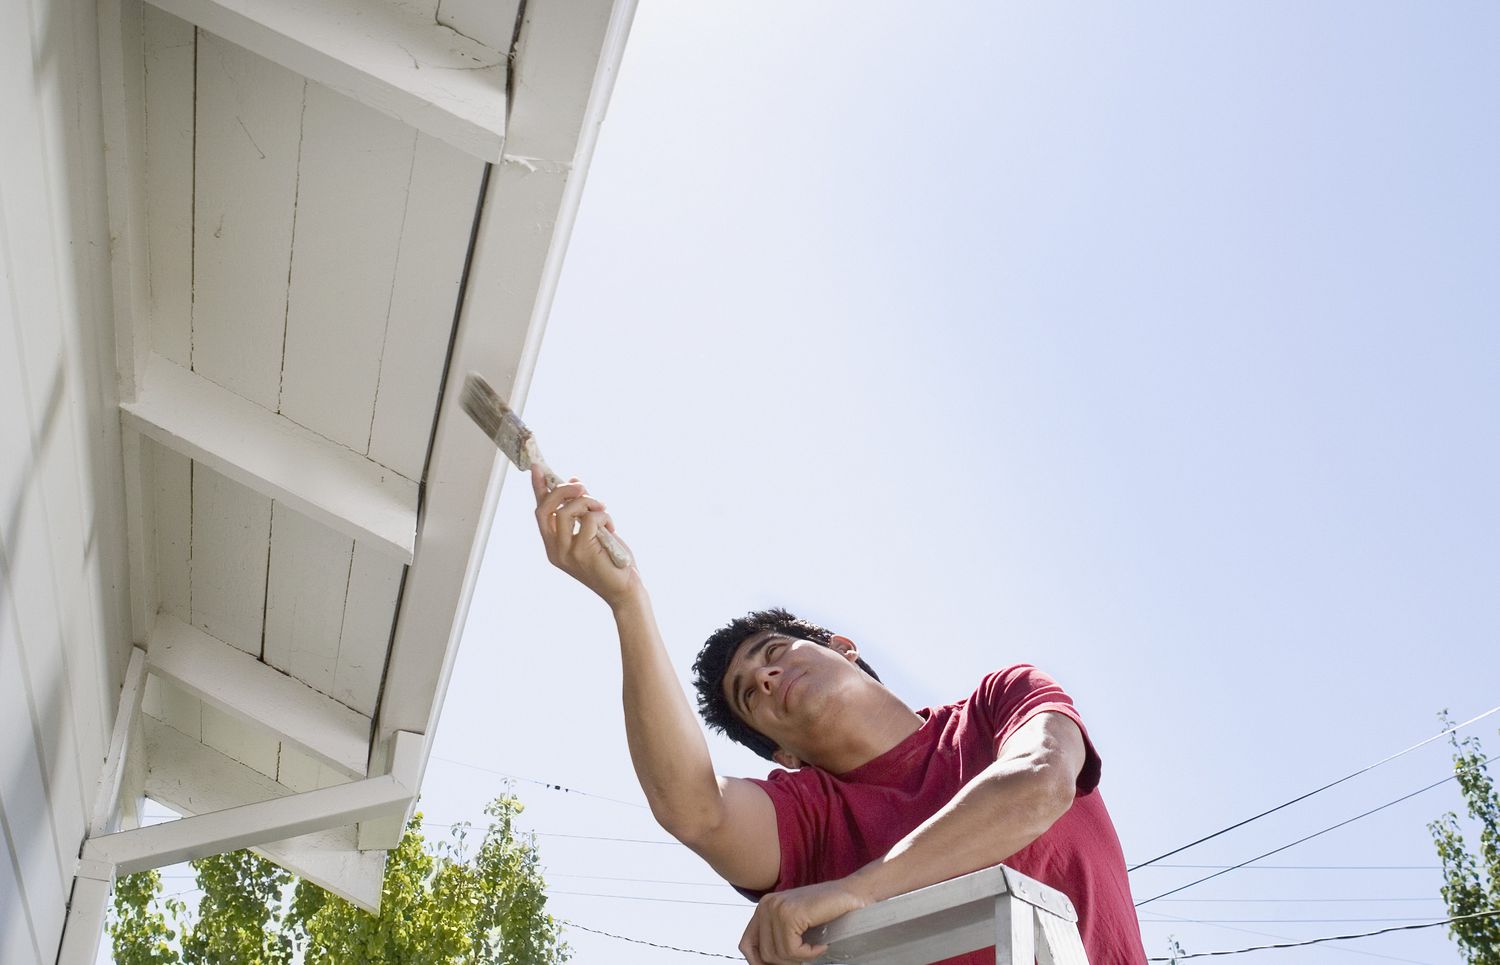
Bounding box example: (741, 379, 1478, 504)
(1, 0, 135, 960)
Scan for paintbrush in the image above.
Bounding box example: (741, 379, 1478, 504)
(460, 372, 633, 569)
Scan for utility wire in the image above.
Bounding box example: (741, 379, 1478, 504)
(430, 755, 649, 809)
(1144, 909, 1500, 960)
(1142, 908, 1431, 965)
(548, 889, 745, 908)
(1136, 755, 1492, 906)
(558, 919, 739, 960)
(1129, 703, 1500, 872)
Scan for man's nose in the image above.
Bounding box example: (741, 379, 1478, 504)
(753, 665, 781, 691)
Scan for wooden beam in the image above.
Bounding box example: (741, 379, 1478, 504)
(142, 717, 386, 910)
(121, 353, 418, 561)
(147, 614, 370, 778)
(366, 0, 638, 850)
(143, 0, 508, 160)
(88, 647, 149, 835)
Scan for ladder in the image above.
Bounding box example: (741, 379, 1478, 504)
(806, 864, 1089, 965)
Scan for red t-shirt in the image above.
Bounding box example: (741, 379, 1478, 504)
(743, 665, 1146, 965)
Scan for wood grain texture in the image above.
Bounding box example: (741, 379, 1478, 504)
(263, 501, 354, 696)
(368, 133, 485, 480)
(334, 544, 403, 716)
(189, 463, 271, 655)
(143, 7, 195, 366)
(191, 31, 304, 409)
(279, 84, 413, 453)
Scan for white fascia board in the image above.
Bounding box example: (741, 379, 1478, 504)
(142, 716, 389, 910)
(147, 614, 371, 777)
(364, 0, 640, 847)
(122, 353, 418, 561)
(144, 0, 507, 161)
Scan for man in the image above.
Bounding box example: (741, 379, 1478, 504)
(531, 467, 1147, 964)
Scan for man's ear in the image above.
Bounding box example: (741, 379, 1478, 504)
(772, 748, 804, 770)
(829, 634, 859, 663)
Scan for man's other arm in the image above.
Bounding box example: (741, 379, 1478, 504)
(739, 711, 1085, 965)
(531, 468, 779, 891)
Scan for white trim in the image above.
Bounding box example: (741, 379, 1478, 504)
(143, 0, 508, 160)
(84, 770, 409, 875)
(122, 353, 418, 561)
(89, 647, 149, 836)
(365, 0, 639, 850)
(147, 615, 371, 777)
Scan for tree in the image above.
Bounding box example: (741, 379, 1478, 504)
(109, 792, 569, 965)
(1428, 712, 1500, 963)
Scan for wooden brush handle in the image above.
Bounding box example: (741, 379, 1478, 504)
(539, 464, 633, 569)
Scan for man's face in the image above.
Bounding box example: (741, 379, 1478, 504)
(721, 630, 865, 763)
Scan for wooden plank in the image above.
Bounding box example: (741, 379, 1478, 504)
(279, 85, 413, 453)
(150, 613, 370, 776)
(150, 440, 192, 624)
(191, 31, 303, 409)
(144, 717, 387, 910)
(0, 814, 44, 965)
(124, 353, 419, 560)
(89, 648, 150, 836)
(436, 0, 522, 52)
(334, 544, 403, 716)
(277, 744, 345, 794)
(96, 0, 151, 401)
(263, 501, 354, 697)
(143, 6, 196, 366)
(145, 0, 508, 160)
(0, 602, 67, 961)
(368, 134, 485, 480)
(141, 674, 203, 741)
(505, 0, 629, 164)
(202, 702, 280, 780)
(189, 461, 271, 655)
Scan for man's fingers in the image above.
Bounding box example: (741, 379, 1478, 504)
(573, 510, 612, 550)
(529, 464, 546, 502)
(535, 481, 586, 518)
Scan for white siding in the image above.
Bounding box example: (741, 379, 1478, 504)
(0, 0, 133, 958)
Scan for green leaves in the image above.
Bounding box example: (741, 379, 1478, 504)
(109, 791, 570, 965)
(1428, 711, 1500, 962)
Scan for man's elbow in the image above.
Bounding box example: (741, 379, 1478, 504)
(651, 802, 723, 848)
(1012, 760, 1077, 836)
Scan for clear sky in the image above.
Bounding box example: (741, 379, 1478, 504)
(404, 3, 1497, 963)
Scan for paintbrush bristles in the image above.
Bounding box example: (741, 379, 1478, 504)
(460, 373, 534, 470)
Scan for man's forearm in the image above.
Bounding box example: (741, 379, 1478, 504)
(612, 588, 725, 838)
(847, 755, 1075, 905)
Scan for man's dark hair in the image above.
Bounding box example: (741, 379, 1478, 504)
(691, 607, 881, 761)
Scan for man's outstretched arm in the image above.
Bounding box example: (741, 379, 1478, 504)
(739, 711, 1086, 965)
(530, 467, 779, 891)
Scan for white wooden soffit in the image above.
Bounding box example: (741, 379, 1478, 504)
(142, 717, 388, 909)
(363, 0, 638, 849)
(146, 614, 372, 778)
(120, 353, 418, 562)
(142, 0, 509, 161)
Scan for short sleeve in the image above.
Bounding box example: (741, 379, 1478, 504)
(973, 665, 1103, 795)
(735, 768, 833, 899)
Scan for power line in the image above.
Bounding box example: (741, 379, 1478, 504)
(1148, 897, 1442, 904)
(1137, 863, 1439, 871)
(548, 889, 744, 908)
(558, 918, 739, 960)
(430, 755, 650, 810)
(1142, 908, 1431, 965)
(1144, 909, 1500, 960)
(1135, 756, 1490, 907)
(1129, 703, 1500, 872)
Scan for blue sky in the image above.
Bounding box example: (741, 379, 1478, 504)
(424, 3, 1497, 963)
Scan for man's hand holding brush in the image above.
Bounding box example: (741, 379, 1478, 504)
(531, 466, 642, 612)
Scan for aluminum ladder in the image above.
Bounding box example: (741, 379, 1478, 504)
(806, 864, 1089, 965)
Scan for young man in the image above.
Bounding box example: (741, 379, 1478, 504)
(531, 468, 1147, 964)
